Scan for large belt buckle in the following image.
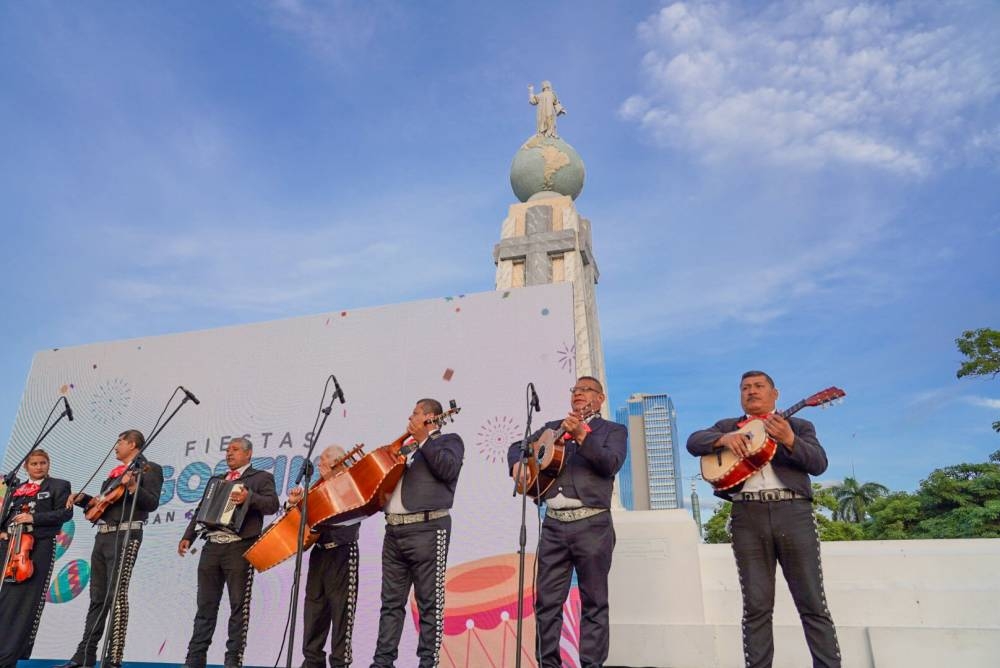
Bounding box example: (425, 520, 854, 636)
(761, 489, 781, 502)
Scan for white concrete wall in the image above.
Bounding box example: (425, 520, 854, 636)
(607, 510, 1000, 667)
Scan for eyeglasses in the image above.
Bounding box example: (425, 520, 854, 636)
(569, 386, 601, 394)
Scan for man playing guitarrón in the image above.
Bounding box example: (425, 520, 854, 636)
(507, 376, 626, 668)
(178, 437, 279, 668)
(286, 444, 363, 668)
(370, 398, 464, 668)
(686, 371, 840, 668)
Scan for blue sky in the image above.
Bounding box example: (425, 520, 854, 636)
(2, 1, 998, 518)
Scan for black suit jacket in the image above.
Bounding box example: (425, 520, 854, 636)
(400, 432, 464, 512)
(74, 456, 164, 524)
(1, 476, 73, 540)
(686, 415, 829, 500)
(183, 466, 280, 541)
(507, 416, 628, 509)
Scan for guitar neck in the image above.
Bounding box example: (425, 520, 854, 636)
(778, 400, 808, 420)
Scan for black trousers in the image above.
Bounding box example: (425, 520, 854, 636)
(370, 515, 450, 668)
(730, 499, 841, 668)
(534, 511, 615, 668)
(0, 536, 56, 668)
(303, 542, 359, 668)
(185, 539, 255, 668)
(72, 530, 143, 666)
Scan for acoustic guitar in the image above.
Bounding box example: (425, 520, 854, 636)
(700, 386, 845, 491)
(513, 409, 598, 500)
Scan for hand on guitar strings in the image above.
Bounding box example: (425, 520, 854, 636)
(286, 486, 304, 508)
(717, 431, 752, 458)
(762, 414, 795, 448)
(561, 412, 589, 445)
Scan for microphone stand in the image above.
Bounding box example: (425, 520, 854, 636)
(285, 376, 342, 668)
(96, 388, 197, 668)
(512, 383, 539, 668)
(0, 397, 71, 599)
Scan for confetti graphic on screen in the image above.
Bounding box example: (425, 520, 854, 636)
(88, 378, 132, 425)
(476, 416, 521, 464)
(442, 368, 455, 381)
(556, 342, 575, 375)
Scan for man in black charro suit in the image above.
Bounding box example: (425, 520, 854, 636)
(178, 437, 279, 668)
(58, 429, 164, 668)
(687, 370, 840, 668)
(370, 398, 464, 668)
(286, 444, 364, 668)
(507, 375, 627, 668)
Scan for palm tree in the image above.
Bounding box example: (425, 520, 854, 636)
(831, 476, 889, 523)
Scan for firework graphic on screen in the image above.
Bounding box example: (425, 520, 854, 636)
(88, 378, 132, 425)
(556, 342, 575, 374)
(476, 415, 522, 464)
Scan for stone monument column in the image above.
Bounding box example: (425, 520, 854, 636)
(493, 81, 607, 400)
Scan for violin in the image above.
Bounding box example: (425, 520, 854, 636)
(83, 463, 151, 523)
(3, 502, 35, 584)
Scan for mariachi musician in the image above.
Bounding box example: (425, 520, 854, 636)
(178, 437, 279, 668)
(59, 429, 164, 668)
(286, 444, 364, 668)
(370, 398, 465, 668)
(506, 375, 626, 668)
(686, 370, 840, 668)
(0, 448, 72, 668)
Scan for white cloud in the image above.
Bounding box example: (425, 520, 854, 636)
(965, 396, 1000, 410)
(621, 1, 1000, 175)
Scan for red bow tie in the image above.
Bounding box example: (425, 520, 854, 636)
(226, 470, 241, 481)
(13, 482, 41, 497)
(109, 464, 128, 479)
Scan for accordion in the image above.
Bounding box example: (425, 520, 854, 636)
(194, 479, 249, 533)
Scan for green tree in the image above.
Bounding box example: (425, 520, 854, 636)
(813, 483, 864, 540)
(865, 459, 1000, 539)
(956, 328, 1000, 432)
(830, 476, 889, 523)
(703, 501, 732, 543)
(864, 492, 923, 539)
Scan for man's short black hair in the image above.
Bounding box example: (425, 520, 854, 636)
(118, 429, 146, 449)
(417, 398, 444, 416)
(741, 370, 775, 388)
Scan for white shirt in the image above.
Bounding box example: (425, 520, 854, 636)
(732, 414, 791, 495)
(383, 437, 427, 515)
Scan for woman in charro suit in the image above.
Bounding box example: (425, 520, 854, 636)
(0, 448, 73, 668)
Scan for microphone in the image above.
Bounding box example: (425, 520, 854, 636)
(180, 386, 201, 405)
(331, 375, 346, 404)
(63, 396, 74, 421)
(528, 382, 541, 413)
